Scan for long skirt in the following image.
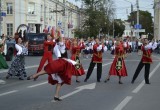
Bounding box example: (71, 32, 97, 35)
(45, 58, 80, 85)
(8, 55, 26, 78)
(71, 55, 85, 76)
(0, 53, 8, 69)
(109, 57, 128, 77)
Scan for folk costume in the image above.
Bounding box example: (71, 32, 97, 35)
(131, 41, 157, 84)
(37, 40, 55, 73)
(27, 40, 83, 101)
(108, 43, 127, 77)
(84, 41, 107, 82)
(105, 41, 127, 84)
(6, 44, 28, 80)
(71, 42, 85, 76)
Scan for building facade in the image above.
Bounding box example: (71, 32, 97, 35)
(123, 22, 136, 38)
(1, 0, 80, 38)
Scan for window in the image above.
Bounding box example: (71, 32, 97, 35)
(28, 2, 35, 14)
(7, 24, 13, 36)
(28, 23, 35, 32)
(7, 3, 13, 14)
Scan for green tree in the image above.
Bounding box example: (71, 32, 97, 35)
(80, 0, 115, 38)
(128, 10, 153, 35)
(108, 19, 125, 37)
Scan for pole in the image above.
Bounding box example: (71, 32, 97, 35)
(63, 0, 66, 37)
(136, 0, 139, 38)
(44, 0, 46, 30)
(0, 0, 2, 36)
(113, 19, 114, 38)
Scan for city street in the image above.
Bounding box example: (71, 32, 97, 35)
(0, 51, 160, 110)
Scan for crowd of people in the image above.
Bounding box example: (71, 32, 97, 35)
(0, 31, 158, 101)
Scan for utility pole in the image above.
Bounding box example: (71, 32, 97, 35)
(44, 0, 46, 30)
(63, 0, 66, 37)
(0, 0, 2, 36)
(136, 0, 139, 38)
(113, 18, 114, 38)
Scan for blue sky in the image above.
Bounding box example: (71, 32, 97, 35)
(68, 0, 154, 20)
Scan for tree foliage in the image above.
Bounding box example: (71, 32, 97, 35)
(127, 10, 153, 35)
(78, 0, 115, 38)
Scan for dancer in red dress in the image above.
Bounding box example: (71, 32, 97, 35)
(105, 40, 128, 84)
(71, 39, 85, 83)
(37, 35, 55, 73)
(28, 37, 83, 101)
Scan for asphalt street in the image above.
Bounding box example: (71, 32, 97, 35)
(0, 51, 160, 110)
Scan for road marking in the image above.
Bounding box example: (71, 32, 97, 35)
(0, 79, 6, 84)
(0, 65, 39, 74)
(0, 90, 18, 97)
(132, 62, 160, 93)
(114, 96, 132, 110)
(152, 55, 160, 60)
(27, 82, 47, 88)
(51, 83, 96, 102)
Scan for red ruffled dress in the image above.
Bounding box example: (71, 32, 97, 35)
(70, 44, 85, 76)
(44, 58, 82, 85)
(109, 44, 128, 77)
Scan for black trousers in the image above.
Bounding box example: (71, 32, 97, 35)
(85, 61, 102, 81)
(132, 60, 150, 83)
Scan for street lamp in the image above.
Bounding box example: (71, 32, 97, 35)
(123, 0, 133, 13)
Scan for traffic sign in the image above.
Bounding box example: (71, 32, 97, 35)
(1, 12, 6, 17)
(134, 29, 145, 32)
(134, 24, 142, 29)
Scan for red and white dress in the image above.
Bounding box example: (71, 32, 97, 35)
(45, 58, 81, 85)
(70, 42, 85, 76)
(109, 44, 128, 77)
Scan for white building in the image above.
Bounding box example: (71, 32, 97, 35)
(1, 0, 80, 38)
(122, 22, 136, 38)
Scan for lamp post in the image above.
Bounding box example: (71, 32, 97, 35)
(123, 0, 133, 13)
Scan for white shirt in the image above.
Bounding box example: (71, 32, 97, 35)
(144, 42, 157, 50)
(15, 44, 23, 55)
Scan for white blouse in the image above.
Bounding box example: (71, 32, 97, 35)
(15, 44, 23, 55)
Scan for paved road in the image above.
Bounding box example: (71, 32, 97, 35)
(0, 52, 160, 110)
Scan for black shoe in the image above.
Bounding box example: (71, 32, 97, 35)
(145, 82, 150, 84)
(6, 74, 11, 79)
(131, 80, 134, 84)
(54, 97, 62, 101)
(84, 79, 87, 82)
(97, 80, 101, 82)
(27, 75, 38, 81)
(24, 74, 27, 77)
(104, 79, 110, 83)
(119, 81, 123, 84)
(76, 80, 80, 83)
(19, 77, 24, 80)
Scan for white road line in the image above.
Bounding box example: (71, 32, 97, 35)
(27, 82, 48, 88)
(0, 79, 6, 84)
(132, 62, 160, 93)
(0, 65, 39, 74)
(114, 96, 132, 110)
(152, 55, 160, 60)
(0, 90, 18, 97)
